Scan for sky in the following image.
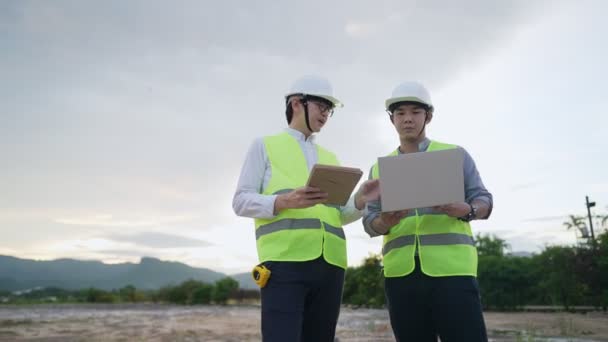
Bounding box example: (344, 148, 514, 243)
(1, 0, 607, 274)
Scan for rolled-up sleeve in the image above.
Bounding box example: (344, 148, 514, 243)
(461, 147, 493, 218)
(362, 167, 385, 237)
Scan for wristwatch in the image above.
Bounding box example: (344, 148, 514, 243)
(459, 203, 478, 222)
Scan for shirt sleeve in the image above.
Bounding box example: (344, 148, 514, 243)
(461, 147, 493, 218)
(232, 138, 278, 219)
(339, 195, 363, 225)
(362, 167, 385, 237)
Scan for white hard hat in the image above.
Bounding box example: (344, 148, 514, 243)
(385, 81, 433, 111)
(286, 75, 343, 108)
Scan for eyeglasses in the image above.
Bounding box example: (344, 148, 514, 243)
(306, 100, 335, 116)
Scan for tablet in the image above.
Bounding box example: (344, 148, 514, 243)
(306, 164, 363, 206)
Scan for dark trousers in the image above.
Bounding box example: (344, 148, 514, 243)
(384, 257, 488, 342)
(260, 257, 345, 342)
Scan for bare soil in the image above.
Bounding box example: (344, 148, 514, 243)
(0, 304, 606, 342)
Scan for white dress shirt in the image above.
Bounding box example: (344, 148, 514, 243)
(233, 128, 363, 224)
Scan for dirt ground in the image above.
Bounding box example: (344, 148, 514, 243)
(0, 304, 606, 342)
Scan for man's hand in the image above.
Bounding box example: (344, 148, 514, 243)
(355, 179, 380, 210)
(274, 186, 328, 214)
(372, 210, 409, 234)
(434, 202, 471, 218)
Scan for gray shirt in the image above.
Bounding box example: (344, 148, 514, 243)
(363, 138, 493, 237)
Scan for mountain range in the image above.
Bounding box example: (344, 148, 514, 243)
(0, 255, 256, 291)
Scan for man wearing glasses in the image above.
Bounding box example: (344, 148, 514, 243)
(233, 75, 379, 341)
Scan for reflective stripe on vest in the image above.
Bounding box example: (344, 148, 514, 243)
(372, 140, 478, 277)
(419, 233, 475, 246)
(256, 218, 345, 240)
(382, 234, 416, 255)
(253, 132, 347, 268)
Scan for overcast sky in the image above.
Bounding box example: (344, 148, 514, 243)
(1, 0, 607, 274)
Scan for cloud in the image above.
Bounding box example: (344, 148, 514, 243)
(1, 1, 556, 214)
(105, 232, 212, 249)
(510, 181, 544, 191)
(588, 183, 608, 195)
(95, 249, 161, 258)
(522, 215, 566, 223)
(344, 21, 379, 38)
(54, 214, 199, 228)
(501, 231, 577, 253)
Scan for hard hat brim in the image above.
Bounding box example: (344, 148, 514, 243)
(315, 94, 343, 108)
(385, 96, 431, 110)
(286, 93, 344, 108)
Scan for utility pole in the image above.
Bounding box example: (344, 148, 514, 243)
(585, 195, 596, 248)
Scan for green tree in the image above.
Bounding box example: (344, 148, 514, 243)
(85, 288, 116, 303)
(343, 254, 385, 308)
(191, 283, 214, 304)
(212, 277, 239, 304)
(573, 245, 604, 308)
(118, 285, 147, 302)
(563, 215, 589, 241)
(156, 279, 204, 304)
(595, 231, 608, 310)
(477, 255, 535, 310)
(475, 234, 509, 257)
(119, 285, 136, 302)
(155, 285, 174, 303)
(562, 211, 608, 309)
(534, 246, 585, 309)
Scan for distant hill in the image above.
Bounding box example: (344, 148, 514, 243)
(231, 272, 256, 290)
(0, 255, 257, 291)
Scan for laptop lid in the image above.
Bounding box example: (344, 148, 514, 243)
(378, 148, 464, 212)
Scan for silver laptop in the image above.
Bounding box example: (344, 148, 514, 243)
(378, 149, 464, 212)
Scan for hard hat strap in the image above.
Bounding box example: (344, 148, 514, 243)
(302, 96, 314, 133)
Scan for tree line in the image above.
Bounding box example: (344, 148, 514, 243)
(342, 230, 608, 311)
(1, 277, 260, 305)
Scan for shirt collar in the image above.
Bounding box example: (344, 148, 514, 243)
(285, 127, 315, 143)
(397, 137, 431, 154)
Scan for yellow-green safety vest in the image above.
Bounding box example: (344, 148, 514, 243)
(254, 132, 347, 269)
(371, 140, 478, 277)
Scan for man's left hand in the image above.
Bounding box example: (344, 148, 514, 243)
(434, 202, 471, 218)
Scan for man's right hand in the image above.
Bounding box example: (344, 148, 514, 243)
(373, 210, 409, 234)
(274, 186, 329, 214)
